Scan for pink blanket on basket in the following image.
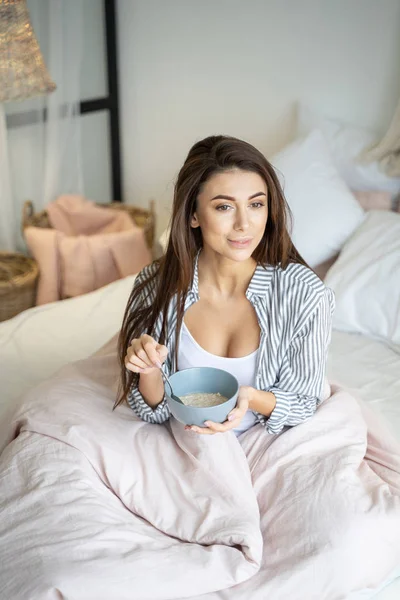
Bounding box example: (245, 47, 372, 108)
(25, 195, 152, 304)
(0, 335, 399, 600)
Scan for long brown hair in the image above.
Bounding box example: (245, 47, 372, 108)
(115, 135, 308, 408)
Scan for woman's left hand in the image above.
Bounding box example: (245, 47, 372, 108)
(185, 386, 254, 435)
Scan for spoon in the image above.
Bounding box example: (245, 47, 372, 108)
(158, 364, 184, 405)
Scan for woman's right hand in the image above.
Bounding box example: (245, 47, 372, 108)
(125, 334, 168, 374)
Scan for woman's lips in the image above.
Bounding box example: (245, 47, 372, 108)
(228, 238, 253, 248)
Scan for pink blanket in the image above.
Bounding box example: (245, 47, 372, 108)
(25, 195, 152, 304)
(0, 336, 399, 600)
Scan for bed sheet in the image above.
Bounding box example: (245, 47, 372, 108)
(327, 333, 400, 599)
(327, 331, 400, 442)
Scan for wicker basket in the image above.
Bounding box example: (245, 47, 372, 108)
(0, 252, 39, 322)
(22, 199, 156, 250)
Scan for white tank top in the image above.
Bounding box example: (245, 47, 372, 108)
(178, 320, 259, 436)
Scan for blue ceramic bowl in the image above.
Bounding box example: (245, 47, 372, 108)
(165, 367, 239, 427)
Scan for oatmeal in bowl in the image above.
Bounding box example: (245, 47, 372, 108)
(165, 367, 239, 427)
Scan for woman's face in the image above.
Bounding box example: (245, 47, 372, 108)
(191, 169, 268, 261)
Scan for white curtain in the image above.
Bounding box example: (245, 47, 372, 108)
(0, 105, 15, 251)
(43, 0, 83, 207)
(1, 0, 83, 252)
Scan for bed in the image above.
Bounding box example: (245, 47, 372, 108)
(0, 262, 399, 599)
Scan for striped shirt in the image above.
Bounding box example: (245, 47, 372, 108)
(127, 252, 335, 435)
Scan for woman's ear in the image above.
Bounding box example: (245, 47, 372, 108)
(190, 212, 200, 228)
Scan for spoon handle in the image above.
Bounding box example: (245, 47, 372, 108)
(158, 364, 173, 395)
(157, 364, 184, 404)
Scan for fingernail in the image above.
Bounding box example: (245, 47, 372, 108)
(228, 414, 235, 421)
(155, 361, 162, 368)
(204, 422, 211, 427)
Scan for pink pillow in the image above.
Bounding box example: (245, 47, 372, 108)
(351, 190, 392, 211)
(24, 227, 61, 304)
(47, 195, 135, 235)
(313, 254, 339, 282)
(25, 226, 152, 305)
(59, 229, 151, 299)
(314, 190, 395, 281)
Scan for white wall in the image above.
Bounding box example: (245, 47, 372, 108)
(117, 0, 400, 235)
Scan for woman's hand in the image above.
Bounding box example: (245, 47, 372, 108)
(125, 334, 168, 374)
(185, 386, 254, 435)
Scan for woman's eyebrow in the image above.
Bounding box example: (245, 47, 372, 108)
(210, 192, 266, 201)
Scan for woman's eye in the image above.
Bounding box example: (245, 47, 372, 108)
(216, 202, 265, 211)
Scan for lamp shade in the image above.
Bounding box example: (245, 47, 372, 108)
(0, 0, 56, 102)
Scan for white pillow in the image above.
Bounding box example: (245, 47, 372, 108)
(271, 130, 365, 267)
(0, 274, 136, 413)
(297, 104, 400, 197)
(325, 211, 400, 348)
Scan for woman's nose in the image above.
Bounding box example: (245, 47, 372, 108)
(234, 208, 250, 231)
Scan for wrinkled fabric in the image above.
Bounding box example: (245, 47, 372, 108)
(0, 336, 399, 600)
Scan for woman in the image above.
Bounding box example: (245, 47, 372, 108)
(116, 135, 335, 437)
